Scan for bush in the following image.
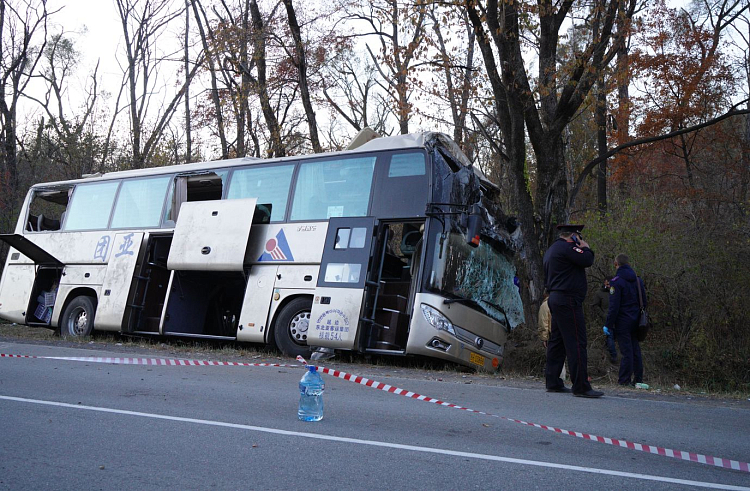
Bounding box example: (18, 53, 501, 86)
(579, 193, 750, 392)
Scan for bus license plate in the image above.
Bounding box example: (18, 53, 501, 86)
(469, 352, 485, 367)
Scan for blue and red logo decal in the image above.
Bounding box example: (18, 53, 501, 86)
(258, 229, 294, 261)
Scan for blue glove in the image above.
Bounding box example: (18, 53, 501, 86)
(603, 326, 611, 336)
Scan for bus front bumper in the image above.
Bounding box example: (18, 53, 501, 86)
(406, 293, 507, 371)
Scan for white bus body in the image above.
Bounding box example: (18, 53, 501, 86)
(0, 133, 524, 370)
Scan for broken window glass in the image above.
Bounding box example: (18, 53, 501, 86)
(428, 232, 524, 329)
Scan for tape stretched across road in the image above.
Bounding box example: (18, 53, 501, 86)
(2, 351, 749, 474)
(0, 352, 300, 368)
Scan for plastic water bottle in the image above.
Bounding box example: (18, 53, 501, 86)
(298, 366, 324, 421)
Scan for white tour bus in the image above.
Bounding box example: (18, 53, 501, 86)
(0, 132, 524, 370)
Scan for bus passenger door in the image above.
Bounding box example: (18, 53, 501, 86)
(309, 217, 375, 350)
(95, 232, 144, 331)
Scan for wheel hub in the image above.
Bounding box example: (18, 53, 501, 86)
(289, 312, 310, 345)
(70, 307, 88, 336)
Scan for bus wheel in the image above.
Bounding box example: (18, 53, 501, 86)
(273, 297, 313, 358)
(60, 296, 97, 338)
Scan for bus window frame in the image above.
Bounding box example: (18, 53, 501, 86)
(225, 162, 296, 223)
(369, 149, 430, 220)
(165, 169, 230, 225)
(62, 179, 122, 233)
(286, 153, 382, 223)
(24, 185, 74, 233)
(108, 174, 174, 231)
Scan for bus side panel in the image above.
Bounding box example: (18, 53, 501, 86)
(0, 262, 36, 324)
(236, 264, 279, 342)
(246, 223, 328, 265)
(50, 265, 107, 326)
(15, 231, 121, 265)
(274, 264, 319, 289)
(309, 287, 363, 349)
(95, 233, 144, 331)
(168, 198, 256, 271)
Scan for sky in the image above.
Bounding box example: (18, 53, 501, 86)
(21, 0, 187, 132)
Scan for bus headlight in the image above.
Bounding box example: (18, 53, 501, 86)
(420, 304, 456, 336)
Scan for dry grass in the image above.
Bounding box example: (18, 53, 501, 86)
(2, 322, 747, 399)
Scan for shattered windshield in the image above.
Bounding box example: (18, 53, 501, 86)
(427, 233, 524, 329)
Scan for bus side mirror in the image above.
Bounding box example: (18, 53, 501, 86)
(464, 205, 483, 247)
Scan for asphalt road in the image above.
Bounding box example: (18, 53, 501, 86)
(0, 339, 748, 490)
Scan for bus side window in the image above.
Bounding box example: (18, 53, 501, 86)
(370, 152, 428, 219)
(110, 176, 171, 229)
(165, 171, 227, 225)
(64, 181, 120, 231)
(290, 156, 375, 221)
(26, 186, 72, 233)
(227, 165, 294, 222)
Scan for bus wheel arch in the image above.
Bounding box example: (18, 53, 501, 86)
(272, 295, 313, 359)
(58, 290, 98, 338)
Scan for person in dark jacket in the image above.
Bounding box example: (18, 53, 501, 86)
(543, 224, 603, 398)
(604, 253, 647, 386)
(592, 279, 617, 363)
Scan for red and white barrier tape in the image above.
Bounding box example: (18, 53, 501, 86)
(0, 352, 300, 368)
(3, 351, 748, 473)
(303, 355, 749, 473)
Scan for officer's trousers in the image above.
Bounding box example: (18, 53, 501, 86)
(545, 292, 593, 394)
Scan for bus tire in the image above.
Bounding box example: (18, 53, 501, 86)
(273, 297, 313, 359)
(60, 295, 97, 338)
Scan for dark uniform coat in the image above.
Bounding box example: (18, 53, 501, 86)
(606, 264, 647, 385)
(543, 238, 595, 395)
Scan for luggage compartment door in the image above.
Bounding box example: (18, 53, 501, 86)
(0, 234, 64, 325)
(167, 198, 257, 271)
(309, 217, 375, 349)
(0, 234, 64, 267)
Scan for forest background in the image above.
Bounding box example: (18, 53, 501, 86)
(1, 0, 748, 392)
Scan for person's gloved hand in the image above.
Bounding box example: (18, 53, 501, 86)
(603, 326, 611, 336)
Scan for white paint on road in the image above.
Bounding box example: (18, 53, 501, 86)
(1, 394, 747, 491)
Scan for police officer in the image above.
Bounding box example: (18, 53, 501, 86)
(604, 253, 647, 386)
(543, 224, 603, 398)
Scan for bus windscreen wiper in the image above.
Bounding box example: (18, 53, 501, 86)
(443, 297, 475, 305)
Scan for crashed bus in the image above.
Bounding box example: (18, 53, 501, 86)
(0, 132, 524, 370)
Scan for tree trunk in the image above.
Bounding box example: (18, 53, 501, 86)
(191, 0, 229, 158)
(456, 13, 476, 157)
(184, 0, 192, 163)
(283, 0, 322, 153)
(237, 0, 250, 157)
(0, 98, 17, 195)
(596, 76, 607, 213)
(249, 0, 285, 157)
(615, 9, 630, 146)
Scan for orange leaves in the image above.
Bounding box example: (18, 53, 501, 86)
(631, 0, 738, 139)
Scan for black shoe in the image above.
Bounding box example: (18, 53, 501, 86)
(546, 386, 573, 393)
(609, 356, 618, 364)
(574, 389, 604, 398)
